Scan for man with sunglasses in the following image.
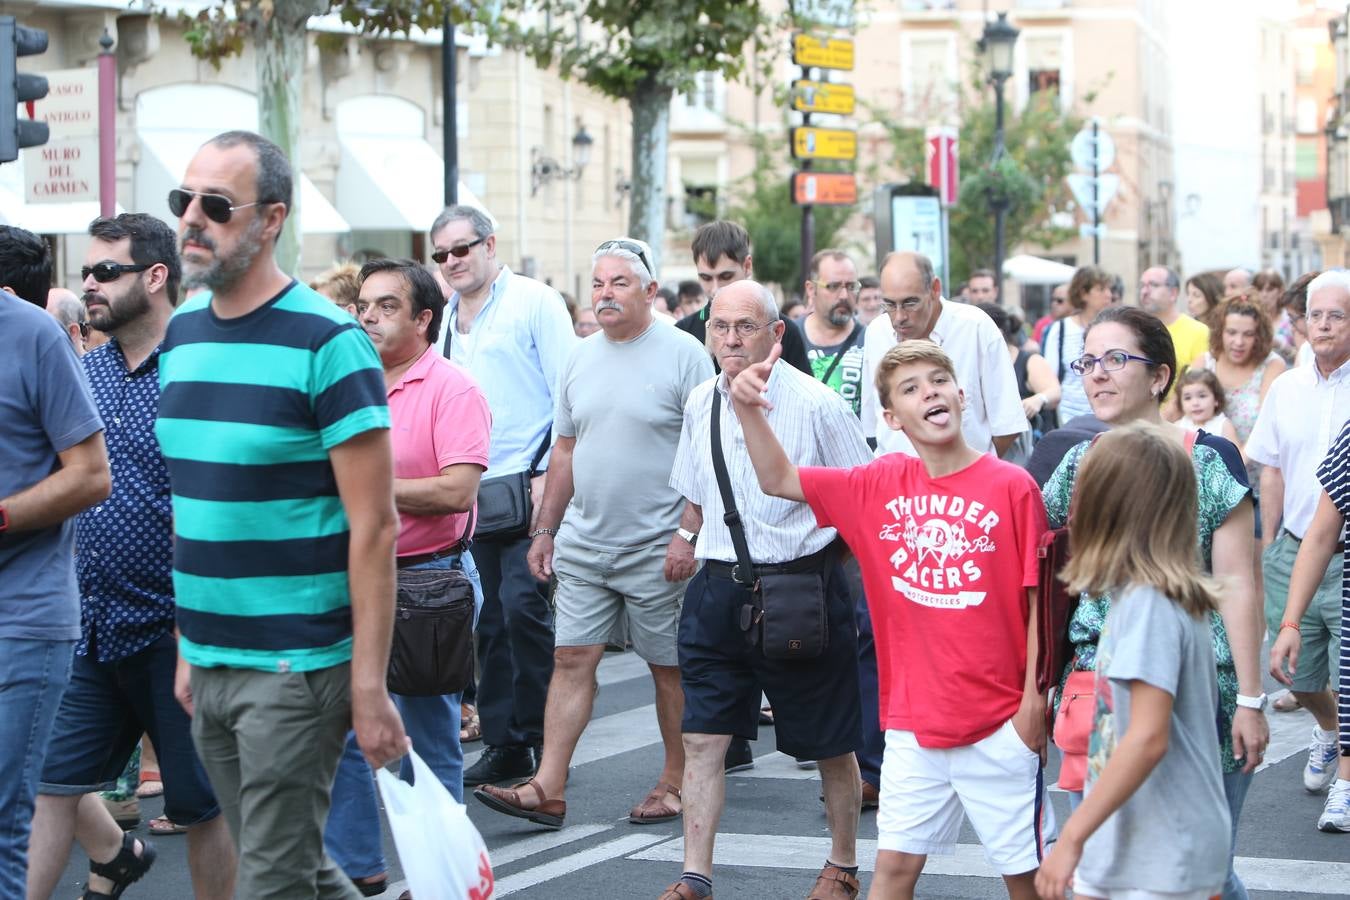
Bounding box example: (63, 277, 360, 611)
(158, 130, 408, 899)
(27, 213, 237, 900)
(860, 252, 1026, 460)
(429, 204, 576, 787)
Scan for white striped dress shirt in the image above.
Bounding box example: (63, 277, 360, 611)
(669, 361, 872, 565)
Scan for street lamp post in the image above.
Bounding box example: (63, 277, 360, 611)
(981, 12, 1018, 299)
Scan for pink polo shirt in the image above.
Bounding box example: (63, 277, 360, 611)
(388, 347, 491, 556)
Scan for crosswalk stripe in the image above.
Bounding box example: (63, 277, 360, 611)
(385, 824, 615, 896)
(626, 833, 1350, 894)
(495, 833, 668, 896)
(597, 651, 654, 687)
(1259, 707, 1315, 773)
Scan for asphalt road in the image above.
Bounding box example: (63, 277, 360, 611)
(53, 650, 1350, 899)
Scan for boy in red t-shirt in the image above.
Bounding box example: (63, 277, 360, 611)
(729, 340, 1050, 899)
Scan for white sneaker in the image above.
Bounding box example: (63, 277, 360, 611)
(1318, 780, 1350, 833)
(1304, 728, 1339, 792)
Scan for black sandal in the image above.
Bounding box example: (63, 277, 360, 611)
(83, 832, 156, 899)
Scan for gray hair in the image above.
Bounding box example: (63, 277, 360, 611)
(713, 279, 778, 321)
(430, 204, 495, 242)
(592, 244, 653, 291)
(1161, 267, 1180, 290)
(206, 131, 293, 217)
(1305, 269, 1350, 306)
(47, 290, 86, 329)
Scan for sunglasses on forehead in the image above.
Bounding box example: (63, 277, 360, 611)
(431, 236, 488, 264)
(596, 239, 653, 277)
(82, 261, 151, 283)
(168, 188, 272, 224)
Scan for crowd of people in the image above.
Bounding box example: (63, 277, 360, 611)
(0, 126, 1346, 900)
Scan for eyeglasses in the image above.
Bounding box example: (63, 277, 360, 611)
(168, 189, 269, 224)
(881, 297, 925, 314)
(709, 319, 776, 338)
(815, 280, 861, 296)
(431, 237, 488, 263)
(1307, 309, 1348, 325)
(81, 261, 151, 283)
(596, 239, 653, 277)
(1069, 349, 1157, 376)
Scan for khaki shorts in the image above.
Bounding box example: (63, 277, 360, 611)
(552, 534, 683, 666)
(1262, 533, 1344, 693)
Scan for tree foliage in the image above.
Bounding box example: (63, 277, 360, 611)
(875, 71, 1084, 286)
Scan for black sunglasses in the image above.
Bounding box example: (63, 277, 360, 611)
(431, 236, 488, 264)
(168, 188, 269, 224)
(596, 239, 653, 277)
(82, 261, 151, 283)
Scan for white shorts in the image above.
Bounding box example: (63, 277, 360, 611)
(1073, 876, 1220, 900)
(876, 720, 1051, 875)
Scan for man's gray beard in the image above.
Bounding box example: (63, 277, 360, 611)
(183, 216, 266, 293)
(88, 281, 151, 333)
(828, 306, 853, 327)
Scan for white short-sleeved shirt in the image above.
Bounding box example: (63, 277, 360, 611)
(1245, 356, 1350, 538)
(860, 299, 1029, 456)
(669, 362, 871, 565)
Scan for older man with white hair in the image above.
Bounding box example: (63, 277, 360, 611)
(1253, 268, 1350, 833)
(475, 238, 712, 830)
(661, 279, 871, 900)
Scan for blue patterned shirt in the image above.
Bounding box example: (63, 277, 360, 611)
(75, 339, 175, 662)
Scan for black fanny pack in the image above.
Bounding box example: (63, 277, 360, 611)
(387, 562, 475, 696)
(710, 390, 828, 661)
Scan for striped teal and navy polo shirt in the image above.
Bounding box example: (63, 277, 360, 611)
(156, 281, 389, 672)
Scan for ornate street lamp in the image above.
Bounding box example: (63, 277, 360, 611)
(531, 124, 594, 195)
(981, 11, 1018, 297)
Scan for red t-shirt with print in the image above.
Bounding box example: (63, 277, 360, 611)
(800, 453, 1047, 748)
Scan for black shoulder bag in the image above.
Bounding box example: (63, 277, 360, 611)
(388, 557, 475, 696)
(710, 390, 829, 660)
(474, 429, 551, 541)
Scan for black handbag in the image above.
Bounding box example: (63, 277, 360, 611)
(710, 390, 828, 660)
(387, 562, 475, 696)
(473, 429, 551, 541)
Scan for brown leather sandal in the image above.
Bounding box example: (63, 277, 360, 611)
(629, 782, 682, 824)
(473, 778, 565, 828)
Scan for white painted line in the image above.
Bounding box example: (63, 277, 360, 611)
(495, 833, 668, 896)
(597, 651, 654, 687)
(629, 833, 1350, 894)
(571, 704, 660, 766)
(732, 751, 820, 781)
(1258, 706, 1315, 773)
(491, 823, 615, 867)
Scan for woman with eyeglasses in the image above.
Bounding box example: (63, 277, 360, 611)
(1042, 265, 1117, 425)
(1041, 306, 1267, 900)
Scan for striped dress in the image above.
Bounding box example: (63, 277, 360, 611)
(1316, 420, 1350, 756)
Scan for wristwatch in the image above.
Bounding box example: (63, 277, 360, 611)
(677, 527, 699, 546)
(1235, 693, 1268, 711)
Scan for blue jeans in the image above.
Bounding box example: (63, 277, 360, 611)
(1221, 769, 1251, 900)
(324, 552, 482, 880)
(0, 638, 74, 897)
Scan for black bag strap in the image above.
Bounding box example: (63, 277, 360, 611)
(1055, 318, 1067, 382)
(710, 390, 757, 585)
(815, 325, 860, 386)
(528, 427, 552, 476)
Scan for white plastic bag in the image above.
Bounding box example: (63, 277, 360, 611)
(376, 749, 494, 900)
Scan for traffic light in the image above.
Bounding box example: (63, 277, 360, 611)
(0, 16, 50, 164)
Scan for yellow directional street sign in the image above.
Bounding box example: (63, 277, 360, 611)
(792, 80, 856, 116)
(792, 34, 854, 71)
(791, 126, 857, 162)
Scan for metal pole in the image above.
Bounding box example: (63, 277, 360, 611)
(98, 29, 115, 219)
(443, 10, 458, 206)
(1092, 119, 1100, 264)
(799, 65, 814, 295)
(992, 74, 1006, 300)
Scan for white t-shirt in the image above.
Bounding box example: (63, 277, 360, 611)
(1042, 316, 1091, 422)
(1245, 356, 1350, 537)
(860, 299, 1028, 456)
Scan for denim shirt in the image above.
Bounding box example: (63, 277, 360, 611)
(75, 340, 174, 662)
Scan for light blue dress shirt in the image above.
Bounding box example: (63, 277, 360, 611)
(436, 266, 576, 475)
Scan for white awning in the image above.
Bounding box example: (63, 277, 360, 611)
(1002, 254, 1077, 285)
(336, 134, 488, 231)
(136, 128, 350, 235)
(0, 154, 123, 234)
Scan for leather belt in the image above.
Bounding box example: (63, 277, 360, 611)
(705, 547, 829, 583)
(396, 542, 465, 569)
(1282, 528, 1346, 555)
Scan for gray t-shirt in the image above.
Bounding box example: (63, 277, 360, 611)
(1078, 583, 1230, 892)
(555, 322, 713, 551)
(0, 294, 104, 641)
